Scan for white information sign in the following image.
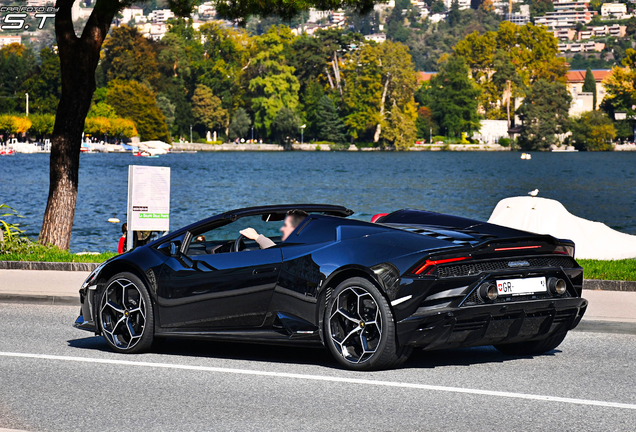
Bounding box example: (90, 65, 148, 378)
(127, 165, 170, 250)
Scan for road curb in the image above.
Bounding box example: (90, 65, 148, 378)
(583, 279, 636, 292)
(0, 293, 78, 306)
(0, 261, 99, 271)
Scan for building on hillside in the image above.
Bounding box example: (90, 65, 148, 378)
(330, 10, 346, 24)
(308, 9, 331, 23)
(364, 33, 387, 43)
(505, 11, 530, 25)
(570, 92, 595, 116)
(566, 69, 612, 109)
(578, 24, 626, 39)
(558, 41, 606, 52)
(71, 2, 93, 21)
(416, 71, 437, 84)
(601, 3, 628, 18)
(535, 2, 596, 29)
(149, 9, 175, 23)
(121, 6, 144, 24)
(473, 120, 510, 144)
(198, 2, 216, 17)
(443, 0, 471, 10)
(374, 0, 395, 12)
(429, 13, 447, 23)
(0, 35, 21, 47)
(553, 28, 578, 40)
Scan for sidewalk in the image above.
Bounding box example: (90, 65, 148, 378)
(0, 270, 635, 325)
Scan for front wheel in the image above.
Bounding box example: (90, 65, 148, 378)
(324, 277, 412, 371)
(98, 272, 154, 354)
(494, 332, 568, 356)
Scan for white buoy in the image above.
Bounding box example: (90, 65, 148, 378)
(528, 189, 539, 197)
(108, 218, 120, 223)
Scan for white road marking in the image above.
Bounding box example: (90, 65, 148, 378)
(1, 351, 635, 410)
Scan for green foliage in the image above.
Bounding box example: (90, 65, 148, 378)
(191, 84, 229, 132)
(106, 80, 169, 142)
(577, 259, 636, 281)
(427, 56, 481, 138)
(0, 43, 36, 114)
(529, 0, 554, 16)
(517, 79, 571, 150)
(315, 96, 346, 144)
(87, 102, 117, 118)
(582, 67, 597, 109)
(271, 107, 300, 145)
(1, 236, 116, 262)
(22, 47, 61, 115)
(0, 204, 25, 242)
(570, 111, 616, 151)
(228, 107, 252, 140)
(28, 114, 55, 138)
(248, 26, 300, 138)
(101, 25, 160, 86)
(498, 136, 511, 147)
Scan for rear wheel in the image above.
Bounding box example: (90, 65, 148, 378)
(98, 272, 154, 354)
(493, 332, 567, 356)
(324, 277, 412, 371)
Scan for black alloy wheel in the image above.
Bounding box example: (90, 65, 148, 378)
(99, 272, 154, 353)
(324, 277, 412, 370)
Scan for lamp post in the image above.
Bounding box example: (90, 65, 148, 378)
(190, 125, 193, 144)
(300, 124, 306, 144)
(251, 126, 254, 142)
(25, 93, 28, 116)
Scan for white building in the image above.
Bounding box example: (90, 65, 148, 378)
(429, 13, 447, 23)
(308, 8, 331, 23)
(120, 6, 144, 24)
(443, 0, 471, 10)
(601, 3, 628, 17)
(364, 33, 387, 43)
(0, 35, 21, 47)
(331, 10, 346, 23)
(148, 9, 175, 23)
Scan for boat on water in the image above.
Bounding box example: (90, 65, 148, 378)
(0, 148, 15, 155)
(134, 150, 159, 158)
(520, 152, 532, 160)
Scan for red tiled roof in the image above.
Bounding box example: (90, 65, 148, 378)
(566, 69, 612, 83)
(417, 72, 437, 83)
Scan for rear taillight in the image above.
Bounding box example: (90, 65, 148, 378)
(553, 245, 575, 257)
(371, 213, 388, 223)
(494, 245, 541, 252)
(412, 256, 471, 275)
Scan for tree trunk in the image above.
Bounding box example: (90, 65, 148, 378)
(39, 0, 118, 249)
(373, 74, 390, 143)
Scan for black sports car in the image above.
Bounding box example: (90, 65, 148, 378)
(74, 204, 587, 370)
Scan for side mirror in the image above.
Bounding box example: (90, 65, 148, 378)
(158, 241, 180, 257)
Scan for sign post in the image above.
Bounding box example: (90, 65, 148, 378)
(127, 165, 171, 251)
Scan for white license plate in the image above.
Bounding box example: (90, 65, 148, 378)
(496, 277, 547, 296)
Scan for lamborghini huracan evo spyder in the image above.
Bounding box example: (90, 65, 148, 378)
(74, 204, 587, 370)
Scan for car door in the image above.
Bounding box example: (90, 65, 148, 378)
(157, 231, 283, 330)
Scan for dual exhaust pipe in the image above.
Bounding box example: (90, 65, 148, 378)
(478, 277, 567, 302)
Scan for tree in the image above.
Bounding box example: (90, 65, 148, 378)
(582, 67, 597, 110)
(156, 94, 175, 128)
(315, 96, 346, 143)
(447, 0, 461, 27)
(248, 26, 300, 139)
(23, 48, 61, 115)
(106, 80, 169, 141)
(29, 114, 55, 140)
(228, 108, 252, 140)
(428, 56, 481, 138)
(570, 111, 616, 151)
(271, 107, 300, 145)
(39, 0, 389, 249)
(341, 41, 418, 146)
(101, 25, 160, 86)
(0, 44, 36, 114)
(517, 79, 571, 150)
(87, 102, 117, 118)
(191, 84, 229, 133)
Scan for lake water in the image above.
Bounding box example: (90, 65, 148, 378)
(1, 151, 635, 252)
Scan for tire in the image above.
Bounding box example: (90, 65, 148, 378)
(324, 277, 412, 371)
(98, 272, 154, 354)
(493, 332, 568, 356)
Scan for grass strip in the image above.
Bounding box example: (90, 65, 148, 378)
(578, 259, 636, 281)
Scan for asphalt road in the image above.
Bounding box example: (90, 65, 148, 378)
(0, 304, 635, 432)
